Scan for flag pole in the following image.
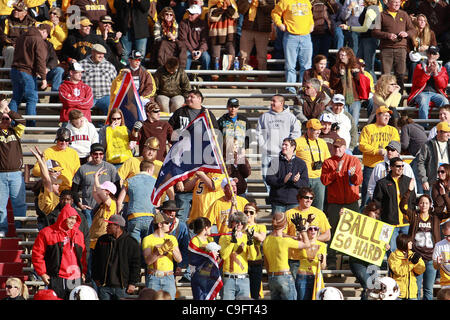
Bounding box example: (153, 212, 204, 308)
(204, 108, 237, 203)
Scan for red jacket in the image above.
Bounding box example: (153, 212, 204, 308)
(407, 62, 449, 105)
(31, 204, 87, 279)
(58, 80, 94, 122)
(320, 153, 363, 204)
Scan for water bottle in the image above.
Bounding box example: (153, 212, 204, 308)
(233, 57, 239, 70)
(214, 57, 220, 70)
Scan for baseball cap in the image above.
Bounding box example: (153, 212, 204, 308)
(333, 138, 346, 148)
(79, 16, 93, 27)
(385, 140, 401, 153)
(227, 98, 239, 107)
(437, 121, 450, 132)
(376, 106, 393, 115)
(104, 214, 126, 227)
(100, 181, 117, 195)
(46, 159, 63, 172)
(34, 289, 63, 300)
(153, 212, 173, 225)
(92, 43, 107, 54)
(69, 62, 84, 72)
(129, 50, 143, 60)
(13, 1, 27, 11)
(332, 94, 345, 105)
(100, 15, 114, 24)
(319, 113, 336, 123)
(90, 143, 105, 153)
(427, 46, 439, 55)
(187, 4, 202, 15)
(306, 118, 323, 130)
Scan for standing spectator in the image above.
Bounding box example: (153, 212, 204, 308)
(72, 0, 109, 27)
(114, 0, 150, 62)
(263, 211, 311, 300)
(310, 0, 338, 59)
(295, 119, 331, 211)
(271, 0, 314, 94)
(433, 221, 450, 289)
(417, 0, 449, 43)
(400, 179, 450, 300)
(431, 164, 450, 214)
(372, 0, 415, 91)
(71, 143, 120, 228)
(266, 138, 309, 214)
(367, 74, 401, 126)
(178, 4, 211, 71)
(109, 50, 156, 107)
(130, 101, 173, 161)
(32, 128, 81, 193)
(79, 44, 118, 115)
(320, 137, 362, 268)
(293, 78, 331, 125)
(65, 109, 99, 165)
(0, 103, 26, 237)
(92, 215, 141, 300)
(142, 212, 182, 300)
(407, 46, 449, 123)
(0, 1, 35, 68)
(237, 0, 275, 81)
(329, 46, 369, 125)
(417, 121, 450, 194)
(323, 93, 358, 153)
(372, 157, 416, 254)
(388, 234, 426, 300)
(8, 24, 48, 127)
(255, 94, 301, 193)
(58, 62, 94, 125)
(154, 57, 192, 113)
(358, 106, 400, 210)
(338, 0, 363, 55)
(95, 15, 123, 65)
(31, 204, 88, 300)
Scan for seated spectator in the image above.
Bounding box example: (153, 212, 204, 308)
(367, 74, 402, 126)
(110, 50, 156, 107)
(42, 24, 65, 96)
(41, 7, 68, 59)
(152, 7, 187, 69)
(0, 1, 35, 68)
(318, 113, 340, 155)
(79, 44, 118, 115)
(3, 277, 29, 300)
(293, 78, 331, 125)
(58, 62, 94, 125)
(323, 94, 358, 153)
(95, 15, 123, 65)
(428, 105, 450, 141)
(178, 4, 210, 72)
(153, 57, 192, 113)
(407, 46, 449, 124)
(66, 109, 99, 165)
(302, 54, 332, 95)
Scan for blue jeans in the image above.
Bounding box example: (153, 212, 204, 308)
(120, 30, 148, 61)
(262, 154, 277, 194)
(271, 203, 297, 216)
(93, 96, 110, 115)
(346, 100, 362, 128)
(283, 32, 312, 93)
(414, 91, 449, 121)
(357, 37, 379, 80)
(97, 286, 127, 300)
(295, 274, 315, 300)
(334, 27, 344, 50)
(349, 257, 376, 300)
(0, 171, 27, 234)
(268, 274, 297, 300)
(222, 276, 250, 300)
(312, 33, 333, 58)
(416, 259, 437, 300)
(360, 166, 374, 211)
(46, 66, 65, 92)
(186, 50, 211, 71)
(9, 68, 38, 127)
(288, 259, 300, 281)
(309, 177, 326, 211)
(145, 274, 176, 300)
(127, 216, 154, 244)
(191, 272, 218, 300)
(175, 192, 193, 224)
(82, 208, 93, 229)
(410, 157, 424, 194)
(272, 28, 285, 59)
(343, 30, 359, 56)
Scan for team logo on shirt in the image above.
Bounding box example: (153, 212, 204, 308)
(74, 88, 80, 97)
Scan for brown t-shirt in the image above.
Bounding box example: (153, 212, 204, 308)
(413, 216, 434, 261)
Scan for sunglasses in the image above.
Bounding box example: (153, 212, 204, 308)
(92, 152, 104, 156)
(302, 195, 314, 200)
(58, 138, 71, 142)
(394, 164, 404, 168)
(5, 285, 18, 289)
(439, 170, 446, 174)
(244, 210, 256, 215)
(1, 117, 10, 121)
(152, 110, 160, 113)
(111, 117, 121, 120)
(308, 226, 320, 231)
(163, 221, 171, 225)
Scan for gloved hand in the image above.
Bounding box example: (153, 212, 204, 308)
(157, 239, 174, 255)
(291, 213, 306, 232)
(231, 227, 238, 243)
(246, 228, 255, 246)
(409, 252, 421, 264)
(133, 121, 143, 131)
(307, 214, 315, 224)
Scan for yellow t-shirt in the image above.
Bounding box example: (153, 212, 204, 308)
(89, 200, 117, 249)
(38, 188, 60, 215)
(142, 234, 179, 272)
(271, 0, 314, 36)
(118, 156, 162, 181)
(295, 136, 331, 179)
(247, 224, 267, 261)
(298, 240, 327, 274)
(285, 206, 331, 260)
(188, 173, 226, 224)
(263, 235, 300, 272)
(219, 234, 257, 274)
(359, 124, 400, 168)
(205, 196, 249, 234)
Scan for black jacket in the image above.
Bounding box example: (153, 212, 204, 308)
(266, 154, 309, 205)
(114, 0, 150, 39)
(168, 106, 218, 142)
(91, 231, 141, 288)
(373, 173, 416, 226)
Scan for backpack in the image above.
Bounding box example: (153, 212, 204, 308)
(311, 0, 333, 35)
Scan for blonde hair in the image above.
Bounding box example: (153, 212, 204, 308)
(6, 277, 29, 300)
(375, 74, 397, 100)
(412, 14, 432, 49)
